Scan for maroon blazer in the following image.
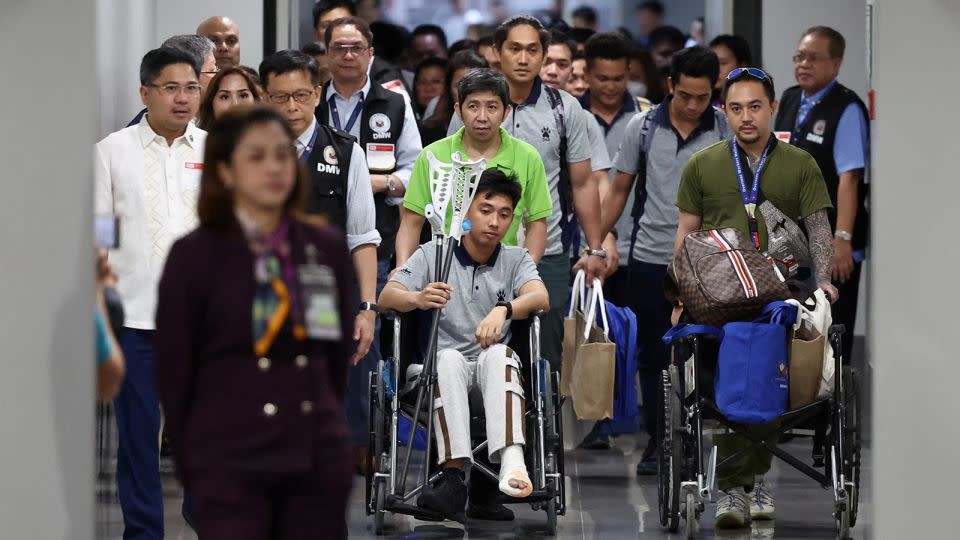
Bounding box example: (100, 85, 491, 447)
(154, 218, 356, 483)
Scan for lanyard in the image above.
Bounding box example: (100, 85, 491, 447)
(329, 93, 364, 134)
(730, 136, 775, 250)
(299, 123, 320, 164)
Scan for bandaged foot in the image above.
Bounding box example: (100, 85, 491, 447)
(497, 445, 532, 498)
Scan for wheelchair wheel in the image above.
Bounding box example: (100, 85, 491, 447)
(373, 474, 386, 536)
(550, 369, 566, 516)
(684, 491, 698, 538)
(657, 367, 682, 532)
(365, 370, 378, 516)
(842, 366, 862, 527)
(542, 362, 560, 535)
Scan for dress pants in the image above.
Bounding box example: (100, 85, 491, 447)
(625, 260, 673, 444)
(537, 253, 571, 372)
(346, 258, 391, 446)
(832, 261, 863, 364)
(191, 457, 352, 540)
(114, 329, 164, 539)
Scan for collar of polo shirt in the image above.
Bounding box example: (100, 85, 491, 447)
(580, 90, 637, 127)
(454, 242, 502, 267)
(510, 76, 544, 108)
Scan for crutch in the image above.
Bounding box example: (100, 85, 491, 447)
(396, 151, 487, 495)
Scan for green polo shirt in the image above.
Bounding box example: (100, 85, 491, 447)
(403, 127, 553, 246)
(676, 138, 833, 251)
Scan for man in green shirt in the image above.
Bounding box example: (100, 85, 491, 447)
(674, 67, 837, 529)
(396, 69, 553, 267)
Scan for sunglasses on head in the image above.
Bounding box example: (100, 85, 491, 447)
(727, 67, 769, 81)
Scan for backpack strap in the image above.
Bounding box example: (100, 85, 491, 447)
(628, 106, 658, 261)
(544, 84, 578, 254)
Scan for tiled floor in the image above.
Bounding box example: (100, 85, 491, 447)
(95, 433, 870, 539)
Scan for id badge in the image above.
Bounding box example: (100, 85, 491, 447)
(366, 143, 397, 171)
(298, 254, 341, 341)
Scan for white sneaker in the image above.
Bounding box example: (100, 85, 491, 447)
(715, 487, 750, 529)
(749, 479, 775, 520)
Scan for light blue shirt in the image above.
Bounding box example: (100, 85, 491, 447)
(798, 80, 869, 176)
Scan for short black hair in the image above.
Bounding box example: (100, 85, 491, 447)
(567, 27, 595, 46)
(324, 15, 374, 47)
(448, 39, 476, 57)
(457, 68, 510, 108)
(721, 68, 776, 104)
(370, 22, 410, 64)
(494, 15, 550, 52)
(412, 24, 448, 50)
(571, 6, 598, 26)
(670, 46, 720, 88)
(584, 32, 632, 68)
(477, 35, 496, 49)
(638, 1, 664, 16)
(548, 30, 577, 58)
(312, 0, 356, 30)
(648, 25, 686, 49)
(139, 46, 200, 86)
(259, 49, 321, 88)
(708, 34, 753, 66)
(802, 26, 846, 58)
(301, 41, 326, 56)
(476, 167, 522, 209)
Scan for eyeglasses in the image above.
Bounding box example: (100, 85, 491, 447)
(146, 83, 202, 97)
(727, 67, 769, 81)
(267, 90, 316, 104)
(792, 53, 830, 64)
(330, 44, 370, 58)
(202, 66, 221, 75)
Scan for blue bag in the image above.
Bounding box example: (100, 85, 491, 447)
(714, 302, 797, 424)
(596, 298, 640, 435)
(662, 302, 797, 425)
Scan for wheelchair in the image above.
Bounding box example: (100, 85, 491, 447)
(365, 309, 566, 535)
(657, 323, 862, 538)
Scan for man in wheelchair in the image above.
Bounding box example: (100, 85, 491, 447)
(379, 168, 551, 521)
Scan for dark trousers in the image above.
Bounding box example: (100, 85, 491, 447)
(626, 260, 673, 443)
(603, 265, 631, 308)
(832, 261, 862, 363)
(346, 259, 391, 446)
(114, 329, 164, 540)
(538, 253, 572, 371)
(191, 461, 352, 540)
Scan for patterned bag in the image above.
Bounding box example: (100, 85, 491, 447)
(673, 228, 790, 327)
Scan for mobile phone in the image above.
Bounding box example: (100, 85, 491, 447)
(95, 215, 120, 249)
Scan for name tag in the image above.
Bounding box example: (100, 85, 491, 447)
(774, 131, 792, 144)
(805, 132, 824, 145)
(184, 162, 203, 169)
(366, 143, 397, 172)
(298, 261, 341, 341)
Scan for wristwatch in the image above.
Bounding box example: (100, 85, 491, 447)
(386, 175, 396, 194)
(495, 301, 513, 320)
(583, 247, 608, 259)
(834, 230, 853, 242)
(359, 301, 379, 313)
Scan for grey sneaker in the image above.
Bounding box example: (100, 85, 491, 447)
(715, 487, 750, 529)
(749, 479, 775, 520)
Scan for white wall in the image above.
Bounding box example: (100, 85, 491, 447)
(97, 0, 157, 134)
(871, 0, 960, 537)
(761, 0, 868, 99)
(0, 1, 97, 538)
(156, 0, 264, 73)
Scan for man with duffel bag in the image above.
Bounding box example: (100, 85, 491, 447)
(672, 67, 838, 529)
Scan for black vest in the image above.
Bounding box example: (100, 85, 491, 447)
(304, 123, 355, 233)
(316, 79, 407, 260)
(775, 82, 870, 250)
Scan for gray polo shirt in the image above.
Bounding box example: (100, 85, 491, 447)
(581, 92, 643, 265)
(448, 78, 592, 256)
(391, 241, 542, 359)
(613, 98, 730, 265)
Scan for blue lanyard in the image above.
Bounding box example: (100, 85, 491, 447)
(299, 123, 320, 163)
(329, 93, 364, 134)
(730, 136, 775, 250)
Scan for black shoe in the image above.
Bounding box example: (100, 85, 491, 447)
(417, 468, 467, 521)
(466, 501, 515, 521)
(635, 443, 657, 476)
(578, 436, 612, 450)
(466, 468, 515, 521)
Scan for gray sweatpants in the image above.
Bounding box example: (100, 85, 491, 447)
(432, 344, 526, 464)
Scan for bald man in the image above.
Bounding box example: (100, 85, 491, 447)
(197, 16, 240, 68)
